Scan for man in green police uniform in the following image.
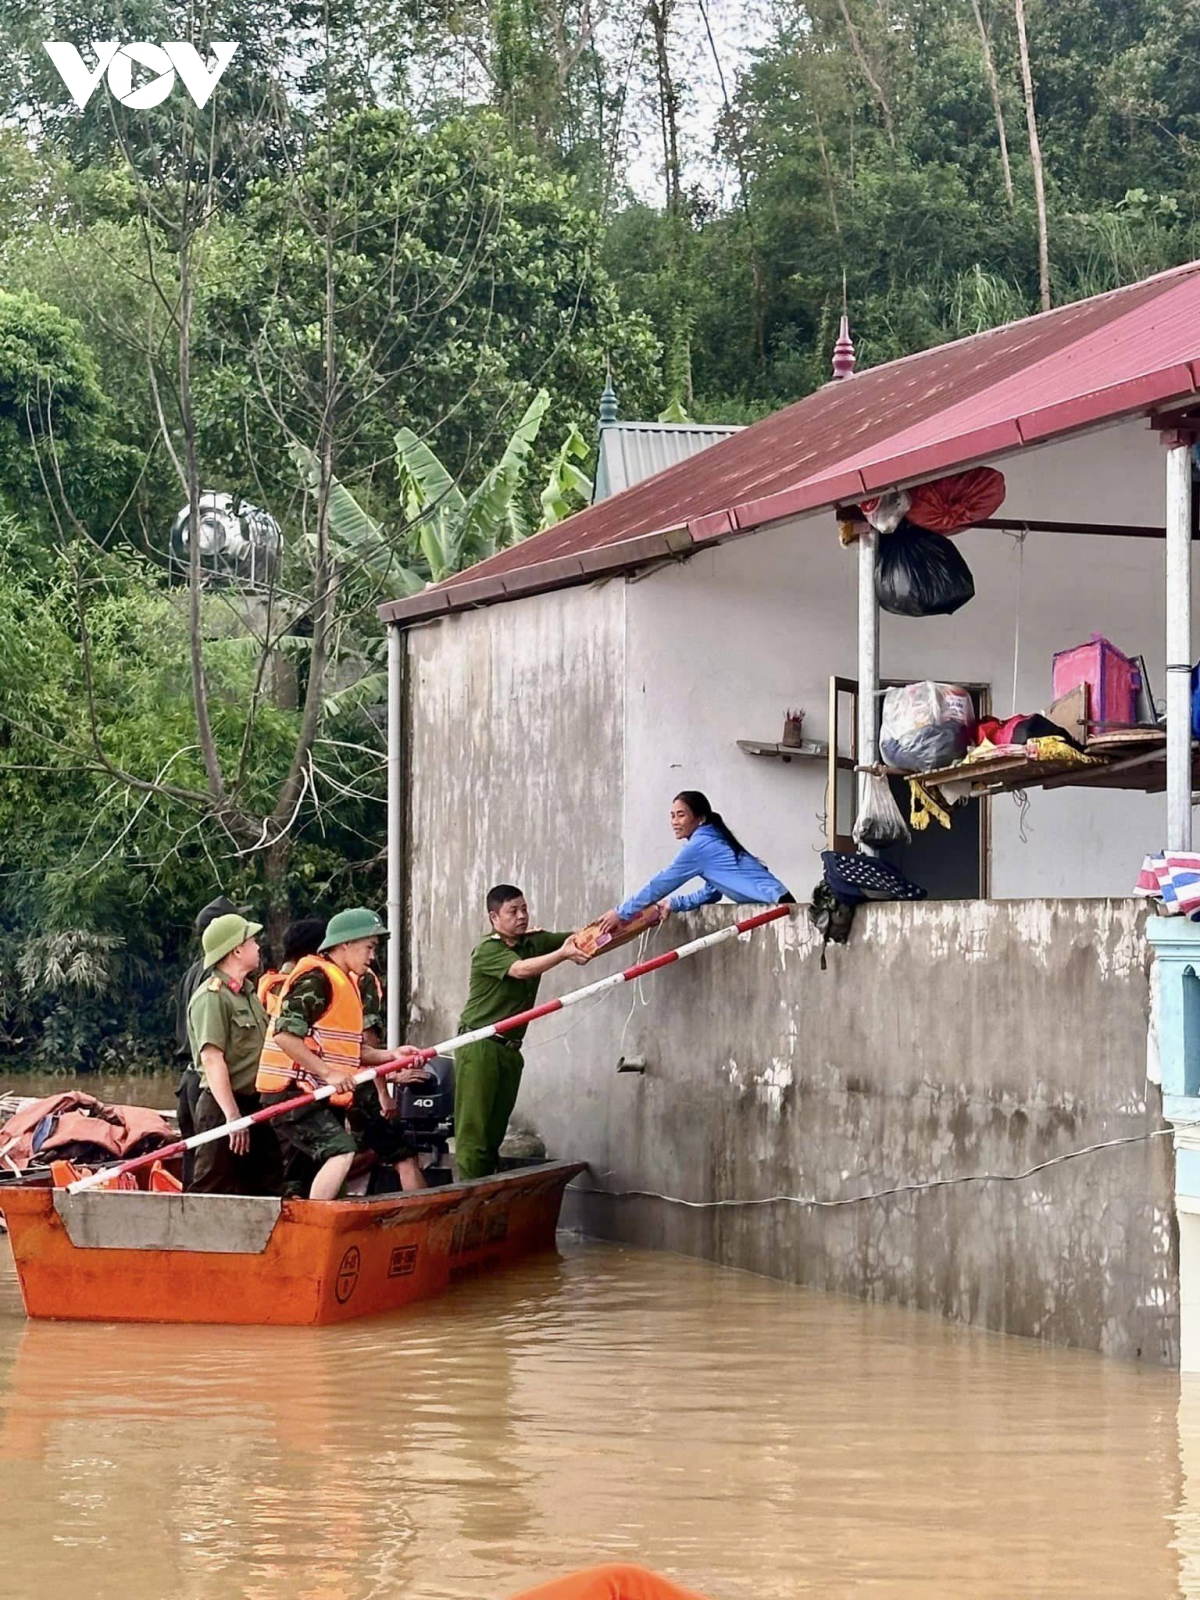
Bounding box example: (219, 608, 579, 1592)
(455, 884, 586, 1181)
(186, 913, 284, 1195)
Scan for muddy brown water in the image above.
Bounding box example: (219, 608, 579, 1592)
(0, 1072, 1197, 1599)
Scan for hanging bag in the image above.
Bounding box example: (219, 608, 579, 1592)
(853, 773, 911, 848)
(875, 520, 975, 617)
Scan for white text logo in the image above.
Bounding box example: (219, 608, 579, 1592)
(43, 42, 239, 110)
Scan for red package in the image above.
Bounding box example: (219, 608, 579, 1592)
(573, 905, 662, 961)
(907, 468, 1006, 534)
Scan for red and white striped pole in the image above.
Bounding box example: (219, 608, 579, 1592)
(67, 905, 790, 1194)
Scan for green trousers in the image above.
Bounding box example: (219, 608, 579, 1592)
(454, 1037, 523, 1180)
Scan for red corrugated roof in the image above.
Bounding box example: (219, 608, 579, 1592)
(380, 261, 1200, 625)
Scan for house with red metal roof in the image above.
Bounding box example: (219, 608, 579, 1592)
(378, 262, 1200, 1367)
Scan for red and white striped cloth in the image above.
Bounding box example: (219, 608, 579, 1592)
(1135, 853, 1200, 919)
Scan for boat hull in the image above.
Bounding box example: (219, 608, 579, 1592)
(0, 1161, 585, 1326)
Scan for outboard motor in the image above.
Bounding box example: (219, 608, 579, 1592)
(392, 1055, 455, 1181)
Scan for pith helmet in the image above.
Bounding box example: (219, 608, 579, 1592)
(202, 913, 263, 968)
(320, 907, 387, 952)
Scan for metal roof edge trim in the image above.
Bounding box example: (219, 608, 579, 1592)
(726, 467, 869, 536)
(708, 371, 1200, 539)
(688, 508, 734, 540)
(599, 421, 745, 435)
(378, 588, 451, 625)
(855, 421, 1026, 493)
(1014, 366, 1198, 444)
(377, 526, 696, 627)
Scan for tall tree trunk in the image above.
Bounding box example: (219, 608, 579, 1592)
(647, 0, 693, 405)
(836, 0, 895, 148)
(970, 0, 1014, 207)
(813, 103, 842, 238)
(1013, 0, 1051, 309)
(696, 0, 767, 373)
(647, 0, 682, 213)
(178, 228, 226, 803)
(263, 837, 291, 954)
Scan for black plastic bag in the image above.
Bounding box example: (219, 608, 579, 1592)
(875, 520, 975, 618)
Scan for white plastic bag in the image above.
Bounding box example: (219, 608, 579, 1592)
(880, 682, 976, 772)
(859, 489, 911, 534)
(853, 773, 911, 848)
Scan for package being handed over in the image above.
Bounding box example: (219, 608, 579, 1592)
(573, 904, 663, 961)
(880, 681, 976, 772)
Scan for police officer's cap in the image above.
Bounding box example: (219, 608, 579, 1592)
(319, 907, 387, 951)
(202, 913, 263, 968)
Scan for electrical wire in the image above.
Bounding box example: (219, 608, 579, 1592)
(577, 1126, 1173, 1210)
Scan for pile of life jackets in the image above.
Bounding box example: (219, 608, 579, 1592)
(0, 1092, 174, 1176)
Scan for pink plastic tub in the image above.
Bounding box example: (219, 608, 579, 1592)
(1051, 634, 1140, 730)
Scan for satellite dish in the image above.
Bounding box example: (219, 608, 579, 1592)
(170, 492, 281, 588)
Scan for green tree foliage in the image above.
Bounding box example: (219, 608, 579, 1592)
(0, 288, 139, 536)
(0, 515, 387, 1067)
(598, 0, 1200, 413)
(193, 108, 658, 529)
(296, 388, 593, 595)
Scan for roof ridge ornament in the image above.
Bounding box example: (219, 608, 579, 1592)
(599, 363, 618, 426)
(832, 313, 856, 381)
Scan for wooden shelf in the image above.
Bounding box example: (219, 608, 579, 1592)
(737, 738, 829, 762)
(907, 728, 1186, 798)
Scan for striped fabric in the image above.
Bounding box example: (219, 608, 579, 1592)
(1135, 853, 1200, 919)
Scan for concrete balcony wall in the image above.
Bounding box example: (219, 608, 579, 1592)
(542, 899, 1176, 1364)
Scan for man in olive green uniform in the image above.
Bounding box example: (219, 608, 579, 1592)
(186, 913, 284, 1195)
(175, 893, 242, 1187)
(455, 884, 586, 1181)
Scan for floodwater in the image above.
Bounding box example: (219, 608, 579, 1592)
(0, 1073, 1197, 1600)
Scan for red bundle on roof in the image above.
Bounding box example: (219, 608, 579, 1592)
(905, 467, 1006, 534)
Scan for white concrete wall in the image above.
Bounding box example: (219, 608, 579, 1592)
(623, 416, 1197, 901)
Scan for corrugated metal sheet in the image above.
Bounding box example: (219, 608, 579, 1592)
(593, 422, 744, 501)
(380, 260, 1200, 625)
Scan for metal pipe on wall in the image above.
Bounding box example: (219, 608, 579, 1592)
(386, 622, 404, 1047)
(1166, 442, 1194, 852)
(857, 527, 880, 842)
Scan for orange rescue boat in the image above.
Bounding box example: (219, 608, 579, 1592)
(0, 1160, 585, 1326)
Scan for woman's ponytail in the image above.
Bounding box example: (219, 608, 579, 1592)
(675, 791, 749, 861)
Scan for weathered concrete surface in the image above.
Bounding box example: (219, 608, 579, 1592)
(548, 898, 1176, 1364)
(404, 599, 1177, 1364)
(405, 583, 625, 1033)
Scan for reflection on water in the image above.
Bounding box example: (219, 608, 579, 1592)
(0, 1227, 1194, 1600)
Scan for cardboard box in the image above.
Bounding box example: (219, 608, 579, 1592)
(573, 905, 663, 961)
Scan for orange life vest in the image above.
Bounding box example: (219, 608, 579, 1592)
(255, 954, 363, 1105)
(508, 1567, 714, 1600)
(257, 969, 287, 1018)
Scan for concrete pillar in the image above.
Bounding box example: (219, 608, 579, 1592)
(1148, 915, 1200, 1368)
(1166, 440, 1194, 850)
(856, 527, 879, 833)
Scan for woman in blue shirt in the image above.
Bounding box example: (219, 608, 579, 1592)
(598, 790, 794, 934)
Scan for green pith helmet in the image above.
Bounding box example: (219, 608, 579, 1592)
(319, 907, 387, 952)
(202, 914, 263, 968)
